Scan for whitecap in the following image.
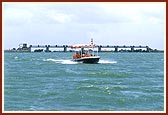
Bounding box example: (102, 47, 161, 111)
(14, 56, 19, 59)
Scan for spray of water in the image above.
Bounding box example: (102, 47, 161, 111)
(43, 59, 78, 64)
(98, 60, 117, 64)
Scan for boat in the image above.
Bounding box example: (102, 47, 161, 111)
(72, 56, 100, 64)
(70, 39, 100, 64)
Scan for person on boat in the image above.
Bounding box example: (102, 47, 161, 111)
(84, 51, 90, 57)
(73, 53, 77, 59)
(76, 51, 81, 58)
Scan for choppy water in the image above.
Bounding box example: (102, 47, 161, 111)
(4, 52, 164, 111)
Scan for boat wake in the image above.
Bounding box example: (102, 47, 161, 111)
(98, 60, 117, 64)
(43, 59, 78, 64)
(43, 58, 117, 64)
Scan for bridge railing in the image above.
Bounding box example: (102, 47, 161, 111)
(28, 44, 151, 52)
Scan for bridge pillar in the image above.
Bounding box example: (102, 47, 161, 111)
(28, 45, 32, 52)
(63, 45, 67, 52)
(114, 46, 118, 52)
(146, 46, 150, 52)
(131, 46, 134, 52)
(45, 45, 50, 52)
(98, 46, 102, 52)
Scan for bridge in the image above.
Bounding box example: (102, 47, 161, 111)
(20, 44, 152, 52)
(98, 45, 151, 52)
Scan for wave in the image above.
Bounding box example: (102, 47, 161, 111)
(43, 58, 117, 64)
(14, 56, 19, 59)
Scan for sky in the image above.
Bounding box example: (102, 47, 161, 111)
(3, 2, 165, 50)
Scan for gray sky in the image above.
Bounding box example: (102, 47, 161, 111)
(3, 2, 165, 50)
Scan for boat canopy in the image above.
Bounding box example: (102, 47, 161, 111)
(70, 44, 96, 48)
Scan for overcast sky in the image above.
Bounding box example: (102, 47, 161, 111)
(3, 2, 165, 50)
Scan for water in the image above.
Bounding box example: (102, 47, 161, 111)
(4, 52, 164, 111)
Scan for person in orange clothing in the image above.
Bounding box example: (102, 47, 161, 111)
(73, 54, 77, 59)
(84, 51, 90, 57)
(76, 51, 81, 58)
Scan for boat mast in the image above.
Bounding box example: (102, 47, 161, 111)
(91, 38, 94, 56)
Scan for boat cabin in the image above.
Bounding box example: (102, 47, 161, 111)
(73, 50, 91, 59)
(70, 39, 100, 64)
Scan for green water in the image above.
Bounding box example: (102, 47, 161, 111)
(4, 52, 164, 111)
